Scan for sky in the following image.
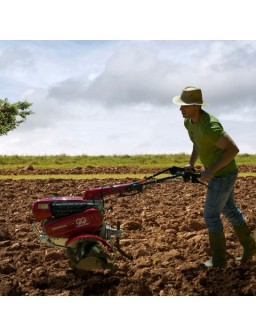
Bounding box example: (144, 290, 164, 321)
(1, 39, 256, 156)
(0, 1, 256, 156)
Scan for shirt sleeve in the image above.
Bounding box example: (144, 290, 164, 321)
(204, 121, 225, 143)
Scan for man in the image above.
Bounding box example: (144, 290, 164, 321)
(172, 86, 256, 268)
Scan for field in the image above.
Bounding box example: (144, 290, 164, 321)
(1, 155, 256, 296)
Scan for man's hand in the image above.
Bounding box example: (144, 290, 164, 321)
(183, 164, 195, 173)
(200, 168, 214, 183)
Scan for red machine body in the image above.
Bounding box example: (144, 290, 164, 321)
(32, 196, 104, 238)
(31, 193, 120, 271)
(43, 208, 103, 238)
(83, 183, 135, 200)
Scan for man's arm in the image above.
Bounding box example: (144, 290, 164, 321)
(201, 132, 239, 182)
(184, 144, 199, 171)
(189, 144, 199, 167)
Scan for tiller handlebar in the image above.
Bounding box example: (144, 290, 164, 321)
(83, 166, 206, 201)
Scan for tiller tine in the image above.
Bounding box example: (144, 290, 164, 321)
(66, 239, 116, 272)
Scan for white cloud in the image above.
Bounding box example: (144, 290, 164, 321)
(0, 40, 256, 155)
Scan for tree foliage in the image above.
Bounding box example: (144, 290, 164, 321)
(0, 98, 33, 136)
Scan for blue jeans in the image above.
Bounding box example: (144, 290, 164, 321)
(203, 170, 245, 233)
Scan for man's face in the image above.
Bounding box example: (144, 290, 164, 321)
(179, 105, 199, 118)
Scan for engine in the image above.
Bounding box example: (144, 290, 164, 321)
(32, 197, 104, 238)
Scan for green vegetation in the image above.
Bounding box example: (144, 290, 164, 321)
(235, 153, 256, 164)
(0, 153, 190, 169)
(0, 99, 33, 136)
(0, 153, 255, 169)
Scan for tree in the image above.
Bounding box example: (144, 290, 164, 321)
(0, 98, 33, 136)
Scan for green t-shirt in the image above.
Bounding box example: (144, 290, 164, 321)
(184, 110, 237, 176)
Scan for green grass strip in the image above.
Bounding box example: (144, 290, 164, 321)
(0, 153, 255, 169)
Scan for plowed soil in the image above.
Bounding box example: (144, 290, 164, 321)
(1, 165, 256, 296)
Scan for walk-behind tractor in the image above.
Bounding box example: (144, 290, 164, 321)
(32, 166, 205, 273)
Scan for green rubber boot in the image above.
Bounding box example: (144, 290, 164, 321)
(203, 232, 227, 268)
(233, 224, 256, 262)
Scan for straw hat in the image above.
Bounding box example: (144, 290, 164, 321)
(172, 86, 208, 106)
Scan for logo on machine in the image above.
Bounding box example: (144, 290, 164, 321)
(75, 217, 90, 227)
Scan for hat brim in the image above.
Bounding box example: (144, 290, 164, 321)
(172, 95, 208, 106)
